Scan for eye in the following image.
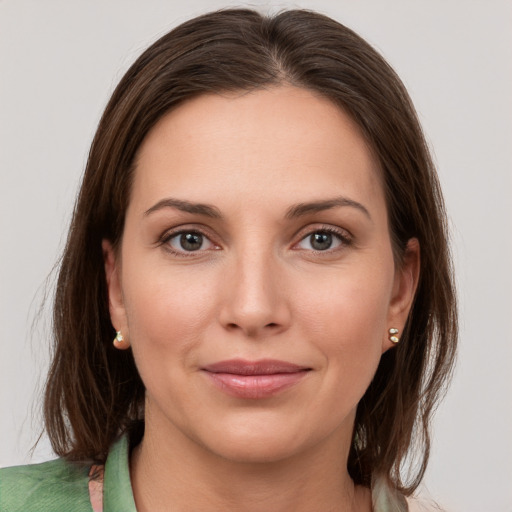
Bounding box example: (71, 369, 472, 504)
(295, 229, 348, 252)
(165, 231, 216, 253)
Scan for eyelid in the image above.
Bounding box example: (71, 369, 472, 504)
(156, 223, 352, 256)
(158, 225, 221, 256)
(292, 224, 353, 251)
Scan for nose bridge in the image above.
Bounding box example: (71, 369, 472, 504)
(220, 237, 289, 336)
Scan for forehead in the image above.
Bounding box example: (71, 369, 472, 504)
(131, 86, 384, 216)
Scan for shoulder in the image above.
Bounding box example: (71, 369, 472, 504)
(0, 457, 92, 512)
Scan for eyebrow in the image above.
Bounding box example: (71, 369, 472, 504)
(285, 196, 372, 220)
(144, 195, 371, 221)
(144, 198, 222, 218)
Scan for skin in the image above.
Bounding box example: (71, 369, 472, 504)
(104, 86, 420, 511)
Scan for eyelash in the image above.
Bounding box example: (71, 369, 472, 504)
(158, 224, 353, 258)
(159, 227, 218, 258)
(293, 225, 353, 254)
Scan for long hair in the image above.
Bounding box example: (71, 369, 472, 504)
(44, 8, 457, 496)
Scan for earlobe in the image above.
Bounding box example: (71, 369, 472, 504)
(383, 238, 420, 352)
(102, 239, 128, 338)
(113, 330, 131, 350)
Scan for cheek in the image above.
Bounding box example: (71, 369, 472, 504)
(296, 262, 392, 338)
(121, 260, 218, 369)
(293, 262, 393, 393)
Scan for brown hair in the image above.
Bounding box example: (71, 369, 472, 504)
(44, 8, 457, 495)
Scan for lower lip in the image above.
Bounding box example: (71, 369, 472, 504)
(203, 371, 309, 399)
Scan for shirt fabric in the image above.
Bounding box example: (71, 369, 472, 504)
(0, 436, 408, 511)
(0, 436, 136, 512)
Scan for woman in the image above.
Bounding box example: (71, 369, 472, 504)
(0, 8, 457, 511)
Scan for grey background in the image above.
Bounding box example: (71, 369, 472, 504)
(1, 1, 511, 510)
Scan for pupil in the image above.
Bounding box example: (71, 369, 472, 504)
(180, 233, 202, 251)
(311, 232, 332, 251)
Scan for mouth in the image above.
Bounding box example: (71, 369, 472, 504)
(201, 359, 312, 399)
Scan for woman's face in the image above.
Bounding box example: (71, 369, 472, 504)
(105, 86, 418, 463)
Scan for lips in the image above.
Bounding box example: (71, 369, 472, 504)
(201, 359, 311, 399)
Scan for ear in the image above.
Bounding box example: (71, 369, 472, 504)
(383, 238, 420, 352)
(102, 239, 130, 349)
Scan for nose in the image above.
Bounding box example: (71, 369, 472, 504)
(218, 247, 291, 338)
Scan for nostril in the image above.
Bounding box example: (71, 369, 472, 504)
(224, 321, 281, 335)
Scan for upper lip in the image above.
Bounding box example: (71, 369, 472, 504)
(201, 359, 311, 375)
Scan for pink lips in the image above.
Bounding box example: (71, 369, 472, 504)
(201, 359, 311, 399)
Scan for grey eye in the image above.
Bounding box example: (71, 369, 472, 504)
(310, 232, 333, 251)
(168, 231, 214, 252)
(296, 231, 343, 251)
(180, 233, 203, 251)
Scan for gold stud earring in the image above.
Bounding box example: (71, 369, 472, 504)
(389, 328, 399, 344)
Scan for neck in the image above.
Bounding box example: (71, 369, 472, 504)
(130, 417, 371, 512)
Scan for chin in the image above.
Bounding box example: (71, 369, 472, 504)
(210, 436, 304, 465)
(195, 415, 329, 465)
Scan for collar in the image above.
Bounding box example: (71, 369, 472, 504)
(103, 435, 137, 511)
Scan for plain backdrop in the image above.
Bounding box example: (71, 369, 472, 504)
(1, 1, 511, 511)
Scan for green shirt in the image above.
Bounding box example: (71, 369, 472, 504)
(1, 436, 409, 511)
(0, 436, 136, 512)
